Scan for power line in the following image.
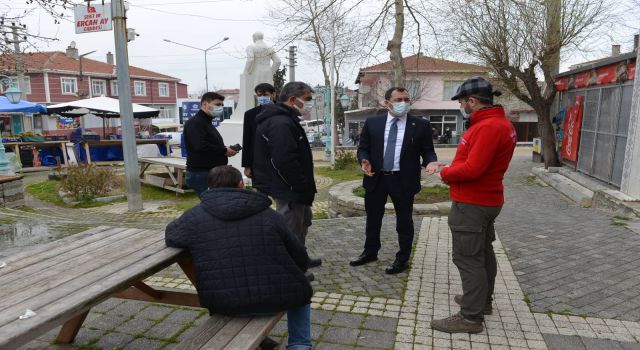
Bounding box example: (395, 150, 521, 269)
(129, 3, 278, 23)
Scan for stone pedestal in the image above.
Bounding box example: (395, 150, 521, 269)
(230, 73, 255, 121)
(0, 175, 25, 208)
(217, 119, 244, 173)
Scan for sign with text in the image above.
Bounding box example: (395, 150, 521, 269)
(181, 101, 200, 122)
(561, 96, 585, 162)
(74, 3, 112, 34)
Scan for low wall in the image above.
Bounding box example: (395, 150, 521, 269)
(328, 180, 451, 218)
(0, 175, 25, 208)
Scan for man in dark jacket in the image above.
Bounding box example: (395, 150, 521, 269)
(253, 81, 321, 267)
(165, 165, 312, 349)
(183, 92, 238, 198)
(242, 83, 277, 179)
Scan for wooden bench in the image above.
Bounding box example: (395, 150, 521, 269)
(138, 156, 192, 194)
(0, 226, 282, 349)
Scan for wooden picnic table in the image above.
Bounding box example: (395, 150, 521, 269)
(3, 141, 69, 172)
(0, 225, 281, 349)
(139, 156, 192, 194)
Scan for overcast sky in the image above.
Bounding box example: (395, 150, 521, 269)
(3, 0, 639, 94)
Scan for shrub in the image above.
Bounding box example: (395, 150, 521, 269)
(60, 164, 122, 201)
(334, 149, 358, 170)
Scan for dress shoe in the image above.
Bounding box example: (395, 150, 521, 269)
(384, 260, 409, 274)
(431, 312, 483, 333)
(349, 253, 378, 266)
(259, 336, 279, 350)
(454, 294, 493, 315)
(308, 258, 322, 268)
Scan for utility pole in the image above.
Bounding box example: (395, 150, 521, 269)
(329, 23, 336, 165)
(112, 0, 143, 211)
(287, 46, 296, 82)
(8, 23, 26, 101)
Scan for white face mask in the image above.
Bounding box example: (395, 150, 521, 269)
(460, 108, 470, 119)
(212, 106, 224, 118)
(296, 97, 313, 115)
(390, 101, 410, 116)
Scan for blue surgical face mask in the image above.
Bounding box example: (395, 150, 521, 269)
(257, 96, 272, 106)
(390, 101, 410, 116)
(212, 106, 224, 118)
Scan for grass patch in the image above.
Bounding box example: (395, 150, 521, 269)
(26, 180, 65, 206)
(523, 293, 531, 306)
(613, 215, 630, 221)
(314, 211, 329, 220)
(524, 174, 537, 184)
(353, 185, 450, 204)
(315, 165, 362, 182)
(611, 221, 628, 227)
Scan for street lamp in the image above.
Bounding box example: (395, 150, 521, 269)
(163, 37, 229, 92)
(0, 75, 21, 174)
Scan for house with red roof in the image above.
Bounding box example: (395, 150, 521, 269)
(0, 43, 188, 137)
(347, 54, 538, 144)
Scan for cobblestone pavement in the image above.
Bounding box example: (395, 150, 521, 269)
(9, 150, 640, 349)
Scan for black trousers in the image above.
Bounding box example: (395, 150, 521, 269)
(449, 201, 502, 321)
(363, 173, 415, 263)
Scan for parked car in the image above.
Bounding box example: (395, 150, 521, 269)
(156, 132, 182, 146)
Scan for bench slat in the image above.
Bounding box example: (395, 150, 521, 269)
(0, 227, 141, 291)
(222, 313, 285, 350)
(173, 315, 233, 350)
(201, 317, 251, 349)
(0, 226, 117, 276)
(0, 238, 182, 348)
(0, 228, 158, 310)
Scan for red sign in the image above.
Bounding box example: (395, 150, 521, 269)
(596, 65, 617, 85)
(629, 61, 636, 80)
(555, 77, 569, 91)
(561, 96, 584, 162)
(573, 71, 591, 89)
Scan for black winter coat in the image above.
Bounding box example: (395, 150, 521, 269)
(165, 188, 312, 315)
(184, 110, 228, 171)
(253, 103, 317, 205)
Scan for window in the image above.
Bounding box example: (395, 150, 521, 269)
(428, 114, 459, 144)
(61, 77, 78, 95)
(110, 80, 118, 96)
(443, 80, 465, 100)
(91, 79, 106, 96)
(1, 76, 31, 95)
(134, 81, 146, 96)
(158, 82, 170, 97)
(158, 107, 174, 118)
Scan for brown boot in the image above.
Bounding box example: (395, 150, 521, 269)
(430, 313, 483, 334)
(454, 295, 493, 315)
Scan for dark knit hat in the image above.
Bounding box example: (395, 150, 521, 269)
(451, 76, 501, 100)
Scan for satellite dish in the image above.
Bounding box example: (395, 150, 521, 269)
(359, 85, 371, 94)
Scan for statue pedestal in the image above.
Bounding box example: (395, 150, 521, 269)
(217, 119, 244, 172)
(230, 73, 255, 121)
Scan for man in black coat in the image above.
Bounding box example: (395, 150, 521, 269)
(350, 87, 439, 274)
(242, 83, 277, 179)
(183, 92, 238, 198)
(165, 165, 313, 349)
(253, 81, 321, 268)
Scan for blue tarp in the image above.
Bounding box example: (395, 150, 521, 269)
(0, 96, 47, 114)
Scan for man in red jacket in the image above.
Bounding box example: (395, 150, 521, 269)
(430, 77, 517, 334)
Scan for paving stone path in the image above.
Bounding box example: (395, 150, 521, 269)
(7, 151, 640, 349)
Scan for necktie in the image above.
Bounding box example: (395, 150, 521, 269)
(383, 118, 398, 171)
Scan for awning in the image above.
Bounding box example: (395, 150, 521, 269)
(47, 96, 159, 118)
(0, 96, 47, 114)
(151, 120, 179, 130)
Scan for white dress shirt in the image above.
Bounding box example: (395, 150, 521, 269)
(383, 112, 406, 171)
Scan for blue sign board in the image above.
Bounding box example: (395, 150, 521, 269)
(181, 101, 201, 122)
(212, 119, 220, 128)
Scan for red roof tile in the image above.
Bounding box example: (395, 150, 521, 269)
(0, 51, 179, 81)
(359, 54, 489, 73)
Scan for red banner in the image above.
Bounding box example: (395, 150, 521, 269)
(573, 71, 591, 88)
(561, 96, 584, 162)
(596, 65, 617, 85)
(555, 77, 569, 91)
(629, 61, 636, 80)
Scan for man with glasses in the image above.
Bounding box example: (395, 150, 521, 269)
(184, 92, 238, 198)
(253, 81, 322, 269)
(350, 87, 439, 274)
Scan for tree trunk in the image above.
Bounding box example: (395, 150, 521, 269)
(534, 103, 561, 167)
(387, 0, 405, 86)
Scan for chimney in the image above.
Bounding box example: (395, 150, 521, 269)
(66, 41, 78, 59)
(106, 51, 114, 65)
(634, 34, 639, 52)
(611, 44, 621, 56)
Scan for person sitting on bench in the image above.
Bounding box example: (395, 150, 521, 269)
(165, 165, 313, 350)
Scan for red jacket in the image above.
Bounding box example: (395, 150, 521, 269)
(440, 106, 517, 206)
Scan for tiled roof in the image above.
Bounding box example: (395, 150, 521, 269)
(359, 54, 489, 73)
(0, 51, 179, 81)
(216, 89, 240, 94)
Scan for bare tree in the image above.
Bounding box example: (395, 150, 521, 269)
(445, 0, 612, 167)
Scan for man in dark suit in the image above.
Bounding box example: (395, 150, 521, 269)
(350, 87, 439, 274)
(242, 83, 277, 179)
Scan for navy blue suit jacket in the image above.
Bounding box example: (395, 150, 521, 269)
(357, 113, 437, 194)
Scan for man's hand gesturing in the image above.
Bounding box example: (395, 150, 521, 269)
(361, 159, 374, 177)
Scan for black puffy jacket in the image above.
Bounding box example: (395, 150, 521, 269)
(165, 188, 312, 315)
(253, 103, 317, 205)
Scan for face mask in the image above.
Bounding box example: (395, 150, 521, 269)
(212, 106, 224, 118)
(460, 108, 470, 119)
(390, 101, 410, 116)
(257, 96, 272, 106)
(296, 98, 313, 115)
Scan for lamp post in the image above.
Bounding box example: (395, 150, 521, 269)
(163, 37, 229, 92)
(0, 75, 21, 174)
